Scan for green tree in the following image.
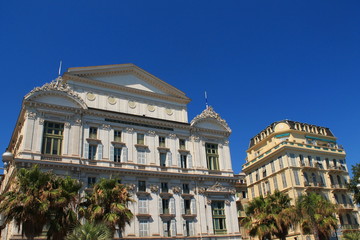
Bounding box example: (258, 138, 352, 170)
(66, 222, 112, 240)
(241, 191, 297, 240)
(347, 163, 360, 204)
(296, 192, 338, 240)
(342, 231, 360, 240)
(80, 178, 134, 234)
(0, 165, 81, 240)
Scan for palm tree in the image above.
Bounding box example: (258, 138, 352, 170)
(80, 178, 134, 234)
(66, 222, 112, 240)
(0, 165, 82, 240)
(0, 165, 53, 239)
(296, 192, 338, 240)
(242, 191, 297, 240)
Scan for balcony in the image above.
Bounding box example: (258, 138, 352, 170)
(338, 204, 355, 211)
(327, 165, 347, 173)
(304, 182, 325, 189)
(341, 224, 360, 232)
(330, 184, 347, 191)
(182, 209, 197, 219)
(300, 162, 318, 170)
(40, 154, 62, 161)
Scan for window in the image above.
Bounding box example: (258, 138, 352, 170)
(137, 133, 145, 145)
(281, 172, 287, 188)
(138, 181, 146, 192)
(308, 156, 313, 167)
(211, 201, 226, 234)
(180, 155, 187, 168)
(163, 220, 171, 237)
(139, 220, 149, 237)
(249, 174, 253, 184)
(255, 170, 259, 181)
(330, 175, 334, 185)
(342, 194, 347, 205)
(299, 155, 304, 165)
(206, 143, 219, 170)
(88, 145, 97, 160)
(262, 166, 267, 178)
(290, 153, 296, 167)
(251, 187, 255, 198)
(273, 176, 278, 190)
(270, 161, 275, 173)
(160, 152, 167, 166)
(114, 147, 121, 162)
(258, 184, 262, 196)
(137, 149, 146, 164)
(293, 170, 300, 185)
(303, 172, 309, 185)
(159, 136, 166, 147)
(184, 199, 191, 214)
(114, 130, 122, 142)
(337, 175, 342, 185)
(89, 127, 97, 139)
(138, 198, 148, 214)
(242, 191, 247, 199)
(184, 220, 194, 236)
(42, 121, 64, 155)
(183, 184, 190, 194)
(161, 182, 168, 193)
(264, 181, 271, 194)
(312, 173, 317, 185)
(334, 194, 339, 204)
(88, 177, 96, 188)
(278, 156, 284, 169)
(162, 199, 170, 214)
(179, 139, 186, 150)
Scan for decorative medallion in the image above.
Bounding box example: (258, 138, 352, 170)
(168, 133, 177, 139)
(64, 122, 71, 128)
(150, 185, 159, 193)
(126, 184, 136, 191)
(27, 111, 37, 120)
(128, 100, 137, 109)
(165, 108, 173, 116)
(225, 200, 231, 205)
(198, 187, 206, 195)
(172, 186, 181, 194)
(108, 96, 117, 105)
(207, 199, 212, 205)
(147, 104, 155, 112)
(147, 130, 156, 137)
(86, 92, 96, 101)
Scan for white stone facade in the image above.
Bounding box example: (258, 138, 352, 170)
(1, 64, 241, 240)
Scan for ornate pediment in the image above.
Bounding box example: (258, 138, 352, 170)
(206, 182, 236, 195)
(24, 77, 87, 109)
(191, 106, 231, 133)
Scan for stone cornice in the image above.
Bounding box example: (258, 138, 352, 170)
(63, 73, 191, 105)
(24, 77, 88, 109)
(191, 106, 231, 133)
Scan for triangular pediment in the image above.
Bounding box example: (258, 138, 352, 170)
(65, 64, 190, 102)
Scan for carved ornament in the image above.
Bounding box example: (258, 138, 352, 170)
(172, 186, 181, 194)
(150, 185, 159, 193)
(190, 106, 231, 133)
(126, 184, 136, 191)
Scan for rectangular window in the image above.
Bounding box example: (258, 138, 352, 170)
(138, 198, 148, 214)
(262, 166, 267, 178)
(299, 154, 304, 165)
(160, 152, 167, 166)
(137, 133, 145, 145)
(114, 147, 121, 162)
(290, 153, 296, 167)
(251, 187, 255, 198)
(184, 199, 191, 214)
(89, 127, 97, 139)
(87, 177, 96, 188)
(249, 173, 253, 184)
(137, 149, 146, 164)
(161, 182, 168, 193)
(206, 143, 219, 170)
(139, 220, 149, 237)
(184, 220, 192, 236)
(159, 136, 166, 147)
(255, 170, 259, 181)
(138, 180, 146, 192)
(308, 156, 313, 167)
(179, 139, 186, 150)
(271, 161, 275, 173)
(281, 172, 287, 188)
(163, 220, 171, 237)
(42, 121, 64, 155)
(180, 155, 187, 168)
(183, 184, 190, 194)
(88, 145, 97, 160)
(293, 170, 300, 185)
(114, 130, 122, 142)
(278, 156, 284, 169)
(265, 181, 271, 195)
(258, 184, 262, 196)
(273, 176, 278, 190)
(211, 201, 226, 234)
(162, 199, 170, 214)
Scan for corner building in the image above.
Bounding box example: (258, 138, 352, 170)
(242, 120, 359, 239)
(0, 64, 241, 240)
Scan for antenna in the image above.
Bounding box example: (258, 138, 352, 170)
(58, 60, 62, 76)
(205, 91, 209, 108)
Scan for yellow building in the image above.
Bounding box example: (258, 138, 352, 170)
(242, 120, 359, 239)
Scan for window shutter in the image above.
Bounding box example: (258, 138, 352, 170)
(167, 152, 172, 166)
(183, 219, 187, 236)
(177, 153, 181, 167)
(189, 221, 195, 236)
(110, 145, 114, 161)
(170, 197, 175, 214)
(159, 197, 163, 214)
(188, 154, 193, 168)
(97, 144, 103, 160)
(191, 198, 196, 214)
(144, 221, 149, 237)
(171, 219, 176, 237)
(122, 146, 128, 162)
(145, 199, 148, 214)
(180, 199, 185, 214)
(163, 222, 167, 236)
(84, 142, 89, 159)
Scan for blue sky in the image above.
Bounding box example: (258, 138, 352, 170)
(1, 1, 359, 175)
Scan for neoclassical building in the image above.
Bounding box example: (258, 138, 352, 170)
(242, 120, 360, 239)
(1, 64, 241, 240)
